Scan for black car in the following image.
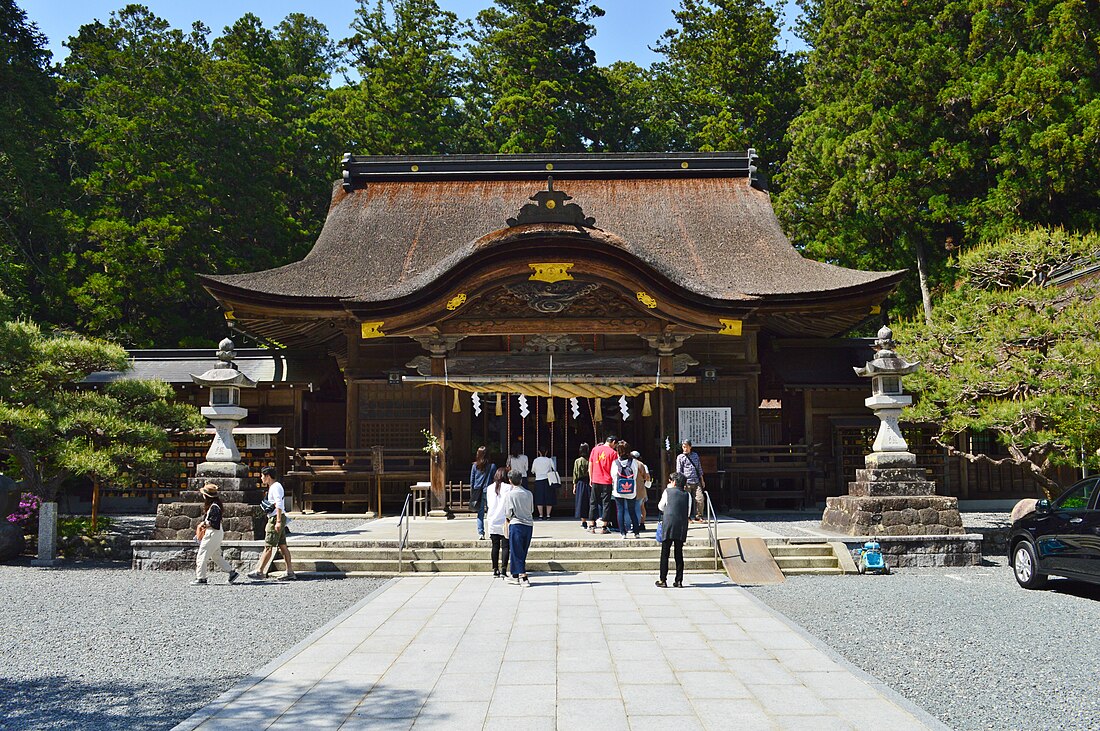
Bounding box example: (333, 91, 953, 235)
(1009, 477, 1100, 589)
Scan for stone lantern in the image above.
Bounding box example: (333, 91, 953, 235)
(151, 338, 265, 544)
(853, 326, 919, 468)
(189, 338, 256, 477)
(821, 326, 972, 565)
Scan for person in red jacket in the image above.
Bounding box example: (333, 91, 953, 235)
(588, 435, 618, 534)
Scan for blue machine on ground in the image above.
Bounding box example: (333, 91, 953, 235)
(855, 539, 890, 575)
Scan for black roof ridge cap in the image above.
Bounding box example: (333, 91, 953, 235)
(342, 151, 757, 163)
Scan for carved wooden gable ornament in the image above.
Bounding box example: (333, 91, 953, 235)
(507, 177, 596, 228)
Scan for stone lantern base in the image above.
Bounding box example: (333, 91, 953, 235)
(153, 474, 265, 541)
(821, 467, 965, 536)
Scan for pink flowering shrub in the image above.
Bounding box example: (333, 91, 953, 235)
(7, 492, 41, 534)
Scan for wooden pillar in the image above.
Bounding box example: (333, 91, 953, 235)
(745, 328, 761, 444)
(429, 354, 449, 516)
(345, 329, 362, 451)
(659, 352, 676, 487)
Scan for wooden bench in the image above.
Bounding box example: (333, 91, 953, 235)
(721, 444, 820, 510)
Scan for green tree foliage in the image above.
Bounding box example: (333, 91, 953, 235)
(650, 0, 803, 171)
(777, 0, 1100, 322)
(593, 61, 675, 152)
(0, 290, 203, 500)
(467, 0, 607, 152)
(0, 0, 64, 319)
(57, 5, 336, 347)
(897, 229, 1100, 498)
(326, 0, 465, 154)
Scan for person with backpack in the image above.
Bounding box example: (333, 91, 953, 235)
(469, 446, 496, 539)
(192, 483, 238, 585)
(610, 440, 641, 539)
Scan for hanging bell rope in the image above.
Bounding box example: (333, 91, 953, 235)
(546, 354, 556, 423)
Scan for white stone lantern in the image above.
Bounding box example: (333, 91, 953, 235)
(854, 326, 920, 468)
(190, 338, 257, 477)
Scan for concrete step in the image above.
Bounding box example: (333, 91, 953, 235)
(782, 567, 844, 576)
(767, 543, 835, 557)
(273, 558, 720, 573)
(773, 555, 840, 570)
(284, 546, 715, 562)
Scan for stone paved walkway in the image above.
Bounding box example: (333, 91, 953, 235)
(175, 575, 943, 731)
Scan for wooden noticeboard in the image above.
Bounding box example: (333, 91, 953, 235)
(678, 407, 732, 447)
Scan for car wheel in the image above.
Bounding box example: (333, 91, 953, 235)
(1012, 541, 1047, 589)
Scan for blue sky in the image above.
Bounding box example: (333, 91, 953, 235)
(22, 0, 805, 68)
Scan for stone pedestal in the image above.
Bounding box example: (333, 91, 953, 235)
(153, 476, 265, 541)
(822, 468, 965, 536)
(32, 501, 60, 566)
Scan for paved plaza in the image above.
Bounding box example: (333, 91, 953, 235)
(174, 574, 943, 730)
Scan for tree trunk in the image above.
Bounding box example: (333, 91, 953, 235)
(913, 237, 934, 325)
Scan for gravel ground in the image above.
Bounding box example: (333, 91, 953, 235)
(749, 557, 1100, 731)
(0, 561, 386, 730)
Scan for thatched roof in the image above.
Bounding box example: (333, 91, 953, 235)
(202, 153, 903, 305)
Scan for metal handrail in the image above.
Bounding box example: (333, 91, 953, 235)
(397, 491, 412, 574)
(704, 490, 719, 570)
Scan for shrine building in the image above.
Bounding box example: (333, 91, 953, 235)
(193, 153, 1038, 515)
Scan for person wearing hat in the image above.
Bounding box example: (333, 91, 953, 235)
(193, 483, 238, 585)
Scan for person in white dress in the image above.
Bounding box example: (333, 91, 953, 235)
(484, 467, 513, 578)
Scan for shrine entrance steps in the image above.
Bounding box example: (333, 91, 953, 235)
(269, 539, 718, 577)
(268, 538, 850, 578)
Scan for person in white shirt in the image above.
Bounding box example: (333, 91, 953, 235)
(506, 442, 529, 489)
(530, 448, 557, 520)
(247, 467, 295, 580)
(484, 467, 512, 578)
(503, 471, 535, 586)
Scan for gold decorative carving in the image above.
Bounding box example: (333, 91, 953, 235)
(636, 291, 657, 309)
(446, 293, 467, 310)
(361, 321, 386, 339)
(869, 305, 882, 315)
(529, 263, 574, 283)
(717, 318, 743, 336)
(223, 309, 236, 321)
(545, 199, 556, 209)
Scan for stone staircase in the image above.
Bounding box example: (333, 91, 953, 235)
(271, 539, 719, 577)
(764, 538, 847, 576)
(269, 536, 852, 578)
